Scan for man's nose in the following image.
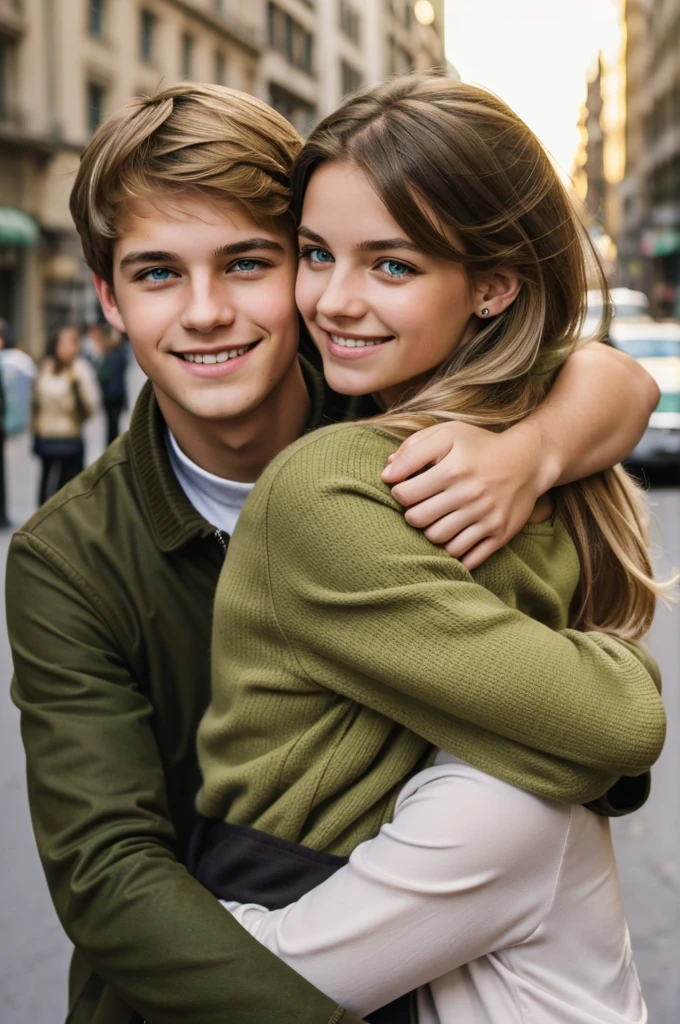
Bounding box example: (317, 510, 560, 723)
(180, 279, 237, 333)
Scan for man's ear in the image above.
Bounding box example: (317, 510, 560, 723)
(472, 268, 522, 319)
(93, 274, 126, 334)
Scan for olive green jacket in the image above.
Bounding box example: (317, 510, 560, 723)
(8, 371, 367, 1024)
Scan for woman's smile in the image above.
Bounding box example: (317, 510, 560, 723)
(323, 328, 395, 359)
(295, 161, 479, 406)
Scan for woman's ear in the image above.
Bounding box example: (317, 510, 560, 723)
(472, 268, 522, 320)
(93, 274, 126, 334)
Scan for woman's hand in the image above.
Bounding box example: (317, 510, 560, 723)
(382, 421, 550, 570)
(382, 342, 660, 569)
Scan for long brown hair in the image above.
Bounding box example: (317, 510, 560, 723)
(292, 73, 671, 642)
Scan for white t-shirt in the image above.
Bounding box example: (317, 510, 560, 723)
(166, 430, 253, 535)
(225, 754, 645, 1024)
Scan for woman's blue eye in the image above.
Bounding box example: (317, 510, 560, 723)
(380, 259, 411, 277)
(146, 267, 172, 282)
(302, 247, 334, 264)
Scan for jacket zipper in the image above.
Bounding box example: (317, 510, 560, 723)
(214, 528, 227, 557)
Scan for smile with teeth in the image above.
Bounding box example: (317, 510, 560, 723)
(179, 343, 256, 364)
(328, 333, 392, 348)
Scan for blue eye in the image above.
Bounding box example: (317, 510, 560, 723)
(301, 246, 334, 265)
(379, 259, 412, 278)
(144, 267, 173, 282)
(232, 259, 264, 273)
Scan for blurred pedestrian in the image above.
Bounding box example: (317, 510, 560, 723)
(97, 330, 129, 445)
(32, 325, 99, 505)
(81, 320, 108, 363)
(0, 317, 10, 527)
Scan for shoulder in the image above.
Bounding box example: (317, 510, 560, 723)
(11, 434, 134, 557)
(73, 356, 98, 382)
(258, 422, 401, 503)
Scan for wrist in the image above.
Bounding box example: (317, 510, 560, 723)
(506, 418, 563, 496)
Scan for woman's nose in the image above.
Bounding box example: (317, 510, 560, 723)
(316, 269, 367, 321)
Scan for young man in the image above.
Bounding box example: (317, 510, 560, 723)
(7, 84, 658, 1024)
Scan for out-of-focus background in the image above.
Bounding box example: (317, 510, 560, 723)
(0, 1, 678, 1021)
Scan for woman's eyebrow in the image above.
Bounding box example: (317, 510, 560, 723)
(357, 238, 423, 254)
(298, 226, 423, 255)
(298, 226, 327, 246)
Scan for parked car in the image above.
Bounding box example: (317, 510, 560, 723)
(583, 288, 652, 338)
(608, 319, 680, 470)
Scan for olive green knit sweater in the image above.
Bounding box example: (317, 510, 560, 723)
(196, 424, 665, 857)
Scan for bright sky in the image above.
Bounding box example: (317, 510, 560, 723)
(445, 0, 620, 176)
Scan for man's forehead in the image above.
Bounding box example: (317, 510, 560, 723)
(115, 194, 292, 249)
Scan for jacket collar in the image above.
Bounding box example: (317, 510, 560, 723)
(128, 356, 328, 553)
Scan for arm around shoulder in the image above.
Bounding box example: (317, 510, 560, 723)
(261, 427, 665, 800)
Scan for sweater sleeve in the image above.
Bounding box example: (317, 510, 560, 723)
(263, 427, 665, 796)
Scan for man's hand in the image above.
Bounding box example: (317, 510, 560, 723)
(382, 421, 550, 570)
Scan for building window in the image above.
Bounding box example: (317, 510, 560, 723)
(268, 3, 313, 74)
(181, 32, 193, 78)
(339, 0, 360, 44)
(89, 0, 106, 38)
(341, 60, 362, 97)
(269, 81, 316, 135)
(214, 51, 227, 85)
(140, 9, 156, 63)
(87, 81, 106, 135)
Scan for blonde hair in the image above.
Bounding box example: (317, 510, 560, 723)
(70, 82, 302, 285)
(293, 73, 671, 642)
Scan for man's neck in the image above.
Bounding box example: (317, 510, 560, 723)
(156, 360, 311, 483)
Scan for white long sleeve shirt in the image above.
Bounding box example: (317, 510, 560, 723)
(225, 753, 646, 1024)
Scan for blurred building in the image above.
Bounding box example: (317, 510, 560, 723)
(0, 0, 263, 354)
(261, 0, 447, 134)
(573, 49, 622, 285)
(574, 55, 606, 223)
(619, 0, 680, 316)
(0, 0, 447, 356)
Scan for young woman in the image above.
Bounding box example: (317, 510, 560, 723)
(194, 76, 669, 1022)
(32, 325, 99, 504)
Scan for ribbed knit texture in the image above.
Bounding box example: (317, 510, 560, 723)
(196, 423, 666, 857)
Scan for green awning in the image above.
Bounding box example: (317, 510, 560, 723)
(0, 207, 39, 247)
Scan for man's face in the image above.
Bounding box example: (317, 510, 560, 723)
(95, 195, 299, 426)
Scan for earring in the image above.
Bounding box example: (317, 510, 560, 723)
(480, 307, 490, 317)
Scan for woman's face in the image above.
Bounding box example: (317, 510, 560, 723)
(55, 327, 80, 366)
(295, 161, 480, 405)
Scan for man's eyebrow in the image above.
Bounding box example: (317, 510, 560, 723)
(212, 238, 286, 258)
(119, 250, 179, 271)
(298, 226, 423, 255)
(118, 239, 286, 272)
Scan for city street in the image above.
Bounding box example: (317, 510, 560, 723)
(0, 368, 678, 1021)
